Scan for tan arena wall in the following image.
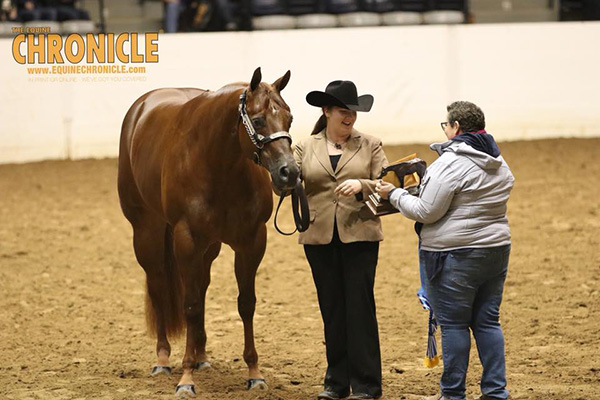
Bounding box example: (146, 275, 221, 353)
(1, 22, 599, 163)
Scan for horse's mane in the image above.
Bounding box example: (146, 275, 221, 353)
(219, 82, 248, 93)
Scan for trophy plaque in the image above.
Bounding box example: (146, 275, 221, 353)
(365, 154, 427, 217)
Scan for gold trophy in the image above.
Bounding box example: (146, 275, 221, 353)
(366, 154, 427, 217)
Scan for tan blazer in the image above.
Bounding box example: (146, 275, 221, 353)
(294, 129, 388, 245)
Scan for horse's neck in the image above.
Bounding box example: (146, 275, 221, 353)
(188, 87, 247, 168)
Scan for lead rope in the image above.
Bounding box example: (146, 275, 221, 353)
(274, 181, 310, 236)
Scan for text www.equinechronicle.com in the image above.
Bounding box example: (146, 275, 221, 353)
(27, 65, 147, 75)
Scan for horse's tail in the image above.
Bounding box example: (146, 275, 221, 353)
(145, 224, 185, 338)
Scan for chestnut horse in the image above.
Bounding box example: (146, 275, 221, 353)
(117, 68, 299, 397)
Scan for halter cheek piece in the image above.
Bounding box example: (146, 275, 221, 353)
(238, 89, 293, 164)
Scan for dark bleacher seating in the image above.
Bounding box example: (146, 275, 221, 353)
(252, 0, 287, 15)
(560, 0, 583, 21)
(561, 0, 600, 21)
(390, 0, 429, 12)
(433, 0, 465, 12)
(326, 0, 382, 26)
(326, 0, 360, 14)
(582, 0, 600, 20)
(364, 0, 394, 13)
(251, 0, 297, 29)
(287, 0, 327, 15)
(424, 0, 465, 24)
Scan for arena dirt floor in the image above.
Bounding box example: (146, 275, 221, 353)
(0, 138, 599, 400)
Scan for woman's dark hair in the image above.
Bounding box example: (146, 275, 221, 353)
(311, 113, 327, 135)
(446, 101, 485, 133)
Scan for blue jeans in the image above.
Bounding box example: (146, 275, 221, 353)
(421, 245, 511, 400)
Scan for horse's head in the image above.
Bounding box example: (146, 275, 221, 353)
(238, 68, 300, 193)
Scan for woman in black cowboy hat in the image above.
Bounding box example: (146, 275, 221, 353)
(294, 80, 388, 400)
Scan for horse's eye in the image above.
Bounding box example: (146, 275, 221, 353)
(252, 117, 265, 128)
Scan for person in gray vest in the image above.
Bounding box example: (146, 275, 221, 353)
(377, 101, 514, 400)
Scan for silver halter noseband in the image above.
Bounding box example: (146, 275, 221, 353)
(238, 89, 292, 164)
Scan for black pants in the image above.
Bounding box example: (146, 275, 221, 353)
(304, 227, 382, 398)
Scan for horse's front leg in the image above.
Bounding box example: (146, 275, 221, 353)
(172, 221, 211, 398)
(233, 224, 268, 390)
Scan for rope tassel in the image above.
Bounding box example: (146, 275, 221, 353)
(424, 310, 440, 368)
(418, 290, 440, 368)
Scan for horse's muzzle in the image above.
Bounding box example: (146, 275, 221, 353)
(271, 161, 300, 192)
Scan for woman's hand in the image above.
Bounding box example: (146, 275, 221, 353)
(375, 180, 396, 200)
(334, 179, 362, 197)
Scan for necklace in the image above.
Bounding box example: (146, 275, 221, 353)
(325, 133, 347, 150)
(327, 140, 342, 150)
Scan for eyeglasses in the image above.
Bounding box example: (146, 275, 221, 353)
(440, 122, 449, 130)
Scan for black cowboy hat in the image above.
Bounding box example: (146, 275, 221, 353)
(306, 80, 374, 112)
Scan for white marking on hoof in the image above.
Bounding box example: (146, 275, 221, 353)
(175, 384, 196, 398)
(195, 361, 211, 370)
(151, 365, 172, 376)
(247, 378, 268, 390)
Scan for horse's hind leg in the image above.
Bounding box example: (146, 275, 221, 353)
(194, 241, 221, 368)
(131, 214, 184, 376)
(233, 224, 268, 390)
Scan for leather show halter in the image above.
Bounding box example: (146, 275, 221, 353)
(239, 89, 293, 165)
(238, 89, 310, 235)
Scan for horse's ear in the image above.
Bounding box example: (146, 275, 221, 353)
(250, 67, 262, 91)
(273, 70, 291, 92)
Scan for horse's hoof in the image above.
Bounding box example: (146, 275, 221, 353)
(175, 384, 196, 398)
(247, 378, 268, 390)
(151, 365, 172, 376)
(194, 361, 211, 370)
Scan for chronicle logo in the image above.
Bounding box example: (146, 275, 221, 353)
(12, 32, 159, 65)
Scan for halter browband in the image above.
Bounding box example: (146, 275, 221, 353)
(238, 89, 292, 163)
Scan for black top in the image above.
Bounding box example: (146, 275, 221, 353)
(329, 154, 341, 172)
(329, 154, 364, 201)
